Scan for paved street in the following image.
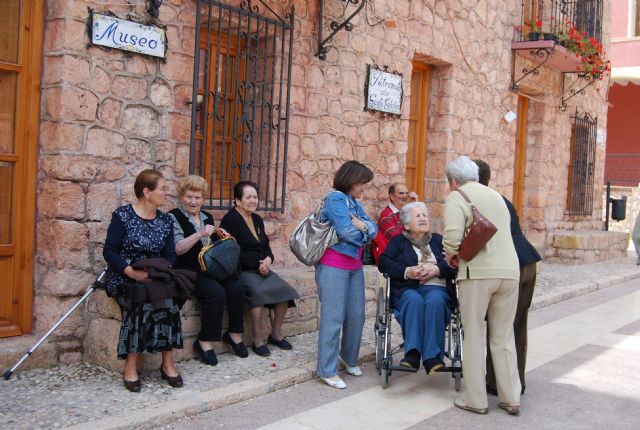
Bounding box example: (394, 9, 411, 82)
(162, 279, 640, 430)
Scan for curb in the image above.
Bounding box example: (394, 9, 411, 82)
(67, 270, 640, 430)
(66, 348, 377, 430)
(531, 270, 640, 311)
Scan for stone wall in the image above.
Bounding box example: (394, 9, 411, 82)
(4, 0, 613, 369)
(603, 185, 640, 236)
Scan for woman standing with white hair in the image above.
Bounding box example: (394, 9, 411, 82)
(442, 155, 522, 416)
(378, 202, 457, 374)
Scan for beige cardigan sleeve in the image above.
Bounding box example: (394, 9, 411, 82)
(442, 191, 472, 255)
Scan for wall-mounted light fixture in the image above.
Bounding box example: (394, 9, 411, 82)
(147, 0, 163, 18)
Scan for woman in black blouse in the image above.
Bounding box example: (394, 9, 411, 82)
(220, 181, 300, 356)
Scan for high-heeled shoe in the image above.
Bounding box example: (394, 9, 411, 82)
(123, 376, 141, 393)
(160, 367, 183, 388)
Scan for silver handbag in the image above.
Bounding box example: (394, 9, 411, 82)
(289, 199, 338, 266)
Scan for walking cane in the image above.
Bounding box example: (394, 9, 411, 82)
(3, 268, 107, 380)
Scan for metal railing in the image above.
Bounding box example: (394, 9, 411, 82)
(515, 0, 603, 42)
(605, 154, 640, 187)
(566, 111, 597, 216)
(190, 0, 294, 212)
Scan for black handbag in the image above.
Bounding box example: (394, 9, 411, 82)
(361, 243, 376, 265)
(197, 232, 241, 282)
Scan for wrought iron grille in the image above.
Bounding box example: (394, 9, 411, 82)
(566, 111, 597, 216)
(516, 0, 603, 42)
(604, 154, 640, 187)
(190, 0, 294, 212)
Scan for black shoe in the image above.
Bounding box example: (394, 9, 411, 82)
(423, 358, 445, 375)
(223, 332, 249, 358)
(123, 376, 141, 393)
(193, 340, 218, 366)
(399, 350, 420, 370)
(486, 384, 498, 396)
(160, 367, 183, 388)
(268, 334, 292, 350)
(252, 343, 271, 357)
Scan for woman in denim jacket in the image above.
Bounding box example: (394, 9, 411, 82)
(315, 160, 377, 389)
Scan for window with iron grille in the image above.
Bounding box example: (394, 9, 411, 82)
(190, 0, 294, 212)
(566, 111, 597, 216)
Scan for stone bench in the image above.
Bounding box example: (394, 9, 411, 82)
(546, 230, 629, 263)
(83, 266, 385, 372)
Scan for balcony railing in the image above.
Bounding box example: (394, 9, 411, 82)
(515, 0, 603, 43)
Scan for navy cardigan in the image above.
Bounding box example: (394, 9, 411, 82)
(378, 233, 457, 308)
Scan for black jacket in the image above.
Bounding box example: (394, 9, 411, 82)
(503, 197, 541, 267)
(378, 233, 457, 308)
(220, 208, 274, 271)
(169, 208, 215, 273)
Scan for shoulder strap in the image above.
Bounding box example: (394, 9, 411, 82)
(456, 189, 472, 204)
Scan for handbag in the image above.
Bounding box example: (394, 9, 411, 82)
(289, 197, 339, 266)
(361, 242, 376, 265)
(197, 232, 241, 282)
(456, 189, 498, 261)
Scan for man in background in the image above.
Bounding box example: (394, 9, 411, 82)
(371, 183, 418, 262)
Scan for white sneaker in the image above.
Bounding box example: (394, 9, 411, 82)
(338, 357, 363, 376)
(321, 375, 347, 389)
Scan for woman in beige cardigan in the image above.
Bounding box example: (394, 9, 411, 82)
(442, 156, 521, 416)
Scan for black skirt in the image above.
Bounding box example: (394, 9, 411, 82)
(237, 270, 299, 309)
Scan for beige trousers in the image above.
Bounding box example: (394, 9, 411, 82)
(458, 278, 521, 408)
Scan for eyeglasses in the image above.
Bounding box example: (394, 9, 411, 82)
(396, 192, 409, 196)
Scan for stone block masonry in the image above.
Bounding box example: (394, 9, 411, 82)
(7, 0, 613, 369)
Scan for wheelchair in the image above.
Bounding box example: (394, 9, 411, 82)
(374, 274, 463, 390)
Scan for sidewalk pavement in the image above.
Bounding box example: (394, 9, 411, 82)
(1, 255, 638, 430)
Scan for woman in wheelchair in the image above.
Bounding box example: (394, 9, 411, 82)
(378, 202, 457, 374)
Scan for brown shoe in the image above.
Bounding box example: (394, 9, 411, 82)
(454, 398, 488, 415)
(123, 376, 141, 393)
(160, 367, 183, 388)
(498, 402, 520, 416)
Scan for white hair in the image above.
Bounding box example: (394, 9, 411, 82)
(399, 201, 429, 226)
(446, 156, 479, 184)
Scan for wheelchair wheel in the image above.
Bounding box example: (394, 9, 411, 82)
(380, 358, 391, 388)
(375, 287, 386, 370)
(454, 371, 462, 392)
(452, 325, 463, 392)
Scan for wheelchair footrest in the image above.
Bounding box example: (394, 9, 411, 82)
(435, 366, 462, 373)
(385, 364, 419, 373)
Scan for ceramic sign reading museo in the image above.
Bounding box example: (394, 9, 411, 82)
(365, 66, 403, 116)
(91, 12, 166, 58)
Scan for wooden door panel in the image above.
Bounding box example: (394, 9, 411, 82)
(0, 0, 43, 337)
(406, 63, 429, 200)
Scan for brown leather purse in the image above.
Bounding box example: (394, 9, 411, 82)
(456, 189, 498, 261)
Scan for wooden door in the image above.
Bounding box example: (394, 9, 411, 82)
(513, 95, 529, 221)
(406, 63, 429, 199)
(0, 0, 43, 337)
(195, 31, 246, 200)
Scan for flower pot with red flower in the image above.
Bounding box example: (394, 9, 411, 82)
(526, 19, 542, 41)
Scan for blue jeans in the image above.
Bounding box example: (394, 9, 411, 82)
(315, 264, 365, 378)
(394, 285, 451, 362)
